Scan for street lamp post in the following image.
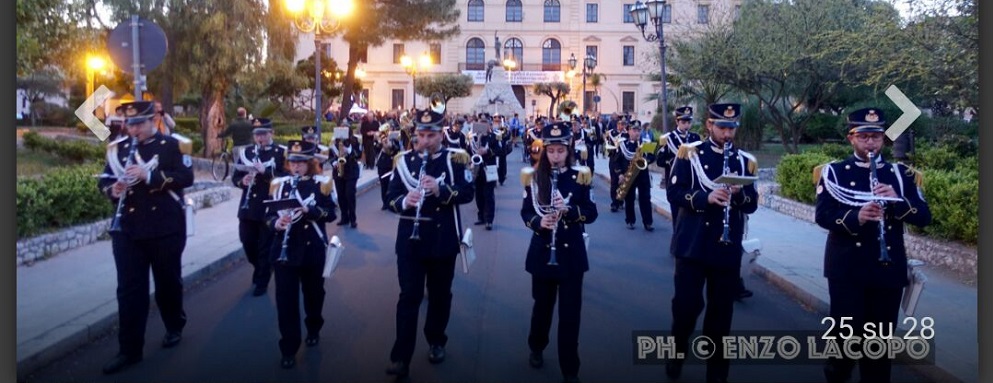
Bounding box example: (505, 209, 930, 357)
(85, 54, 107, 118)
(568, 53, 597, 115)
(286, 0, 353, 142)
(630, 0, 669, 132)
(401, 52, 432, 109)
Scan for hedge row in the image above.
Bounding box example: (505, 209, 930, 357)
(776, 146, 978, 244)
(17, 163, 114, 238)
(22, 131, 105, 163)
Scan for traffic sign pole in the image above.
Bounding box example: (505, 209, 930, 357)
(131, 15, 143, 100)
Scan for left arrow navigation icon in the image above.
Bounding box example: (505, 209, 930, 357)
(74, 85, 114, 141)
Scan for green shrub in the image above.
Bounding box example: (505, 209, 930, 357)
(912, 144, 958, 171)
(22, 131, 104, 163)
(776, 152, 835, 204)
(802, 113, 844, 143)
(919, 169, 978, 244)
(802, 143, 850, 159)
(16, 163, 114, 238)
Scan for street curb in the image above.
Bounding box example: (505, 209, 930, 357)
(16, 174, 382, 379)
(15, 248, 246, 380)
(595, 169, 967, 383)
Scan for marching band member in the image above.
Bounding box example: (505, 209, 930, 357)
(610, 120, 657, 231)
(604, 119, 625, 212)
(329, 127, 362, 228)
(571, 118, 595, 174)
(232, 118, 286, 296)
(470, 117, 501, 230)
(375, 122, 403, 210)
(815, 108, 931, 383)
(520, 120, 597, 383)
(493, 114, 513, 185)
(443, 118, 469, 150)
(97, 101, 194, 374)
(267, 140, 337, 369)
(657, 107, 702, 229)
(666, 103, 759, 383)
(301, 126, 330, 173)
(384, 97, 475, 379)
(524, 120, 544, 166)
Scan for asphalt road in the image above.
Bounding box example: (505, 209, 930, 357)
(24, 156, 930, 383)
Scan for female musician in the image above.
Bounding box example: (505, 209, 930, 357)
(520, 121, 597, 383)
(267, 140, 337, 369)
(375, 124, 402, 210)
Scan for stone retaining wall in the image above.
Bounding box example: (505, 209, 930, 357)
(16, 185, 235, 266)
(757, 181, 977, 278)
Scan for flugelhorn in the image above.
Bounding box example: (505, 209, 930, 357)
(430, 92, 446, 115)
(557, 100, 580, 121)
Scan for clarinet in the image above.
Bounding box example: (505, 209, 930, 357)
(719, 140, 733, 244)
(409, 149, 429, 240)
(275, 175, 301, 264)
(240, 144, 259, 210)
(109, 137, 139, 233)
(547, 168, 561, 266)
(868, 151, 892, 264)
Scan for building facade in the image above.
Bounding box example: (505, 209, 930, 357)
(297, 0, 740, 121)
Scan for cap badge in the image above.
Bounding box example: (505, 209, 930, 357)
(291, 142, 302, 153)
(253, 120, 262, 126)
(866, 110, 879, 122)
(421, 113, 433, 123)
(724, 106, 735, 118)
(550, 127, 561, 137)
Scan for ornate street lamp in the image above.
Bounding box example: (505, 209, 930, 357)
(401, 52, 433, 108)
(286, 0, 353, 141)
(630, 0, 669, 132)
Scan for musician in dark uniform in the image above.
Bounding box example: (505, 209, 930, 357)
(232, 118, 287, 296)
(267, 140, 337, 369)
(470, 121, 501, 230)
(97, 101, 194, 374)
(493, 114, 513, 185)
(524, 123, 544, 166)
(520, 121, 597, 383)
(329, 127, 362, 228)
(376, 123, 403, 210)
(611, 120, 657, 231)
(384, 102, 475, 379)
(443, 119, 468, 150)
(571, 118, 595, 174)
(666, 103, 759, 383)
(815, 108, 931, 383)
(301, 126, 330, 172)
(657, 107, 701, 244)
(605, 119, 626, 212)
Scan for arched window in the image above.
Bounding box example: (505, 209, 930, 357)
(504, 38, 523, 65)
(543, 0, 560, 22)
(468, 0, 484, 22)
(506, 0, 522, 22)
(541, 38, 561, 71)
(466, 38, 486, 70)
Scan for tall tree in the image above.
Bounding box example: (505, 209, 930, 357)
(533, 82, 571, 117)
(414, 73, 474, 103)
(334, 0, 461, 122)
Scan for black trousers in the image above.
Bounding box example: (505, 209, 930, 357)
(671, 257, 738, 382)
(475, 178, 496, 224)
(335, 178, 358, 224)
(391, 253, 457, 364)
(238, 219, 273, 287)
(624, 177, 653, 226)
(363, 142, 377, 169)
(825, 280, 904, 383)
(497, 154, 508, 184)
(111, 232, 188, 357)
(274, 261, 325, 357)
(378, 170, 392, 208)
(529, 273, 584, 377)
(609, 172, 622, 208)
(589, 142, 600, 158)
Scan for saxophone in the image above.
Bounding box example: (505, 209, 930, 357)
(615, 142, 648, 201)
(336, 139, 346, 178)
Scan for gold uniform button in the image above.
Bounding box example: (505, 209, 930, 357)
(253, 193, 257, 197)
(563, 243, 569, 248)
(151, 206, 157, 211)
(436, 208, 441, 212)
(845, 165, 851, 170)
(887, 246, 891, 250)
(887, 225, 892, 230)
(705, 222, 710, 226)
(128, 207, 135, 213)
(307, 241, 311, 245)
(856, 242, 861, 247)
(160, 140, 166, 144)
(128, 191, 133, 195)
(304, 224, 309, 229)
(704, 165, 709, 169)
(850, 182, 856, 187)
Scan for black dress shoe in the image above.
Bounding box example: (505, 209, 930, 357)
(102, 354, 141, 374)
(381, 205, 389, 211)
(385, 361, 409, 377)
(252, 285, 267, 296)
(485, 223, 493, 231)
(665, 359, 683, 380)
(336, 220, 349, 226)
(350, 221, 357, 228)
(644, 224, 655, 232)
(626, 223, 635, 230)
(737, 289, 754, 300)
(281, 356, 296, 369)
(474, 220, 485, 225)
(529, 351, 543, 368)
(428, 345, 446, 364)
(610, 206, 619, 212)
(161, 331, 182, 348)
(562, 375, 581, 383)
(305, 336, 319, 347)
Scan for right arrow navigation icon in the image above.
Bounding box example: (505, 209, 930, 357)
(884, 85, 921, 141)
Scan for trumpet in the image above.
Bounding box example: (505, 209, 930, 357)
(109, 137, 139, 233)
(547, 168, 562, 266)
(868, 150, 891, 264)
(719, 140, 733, 244)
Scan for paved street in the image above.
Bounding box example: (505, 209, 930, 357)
(22, 159, 930, 383)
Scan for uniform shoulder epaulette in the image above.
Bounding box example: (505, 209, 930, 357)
(898, 163, 924, 188)
(314, 175, 334, 196)
(812, 161, 834, 185)
(278, 144, 288, 152)
(270, 176, 287, 196)
(676, 141, 704, 160)
(520, 166, 535, 187)
(170, 133, 193, 155)
(572, 165, 592, 186)
(738, 150, 758, 175)
(658, 134, 668, 149)
(447, 148, 470, 165)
